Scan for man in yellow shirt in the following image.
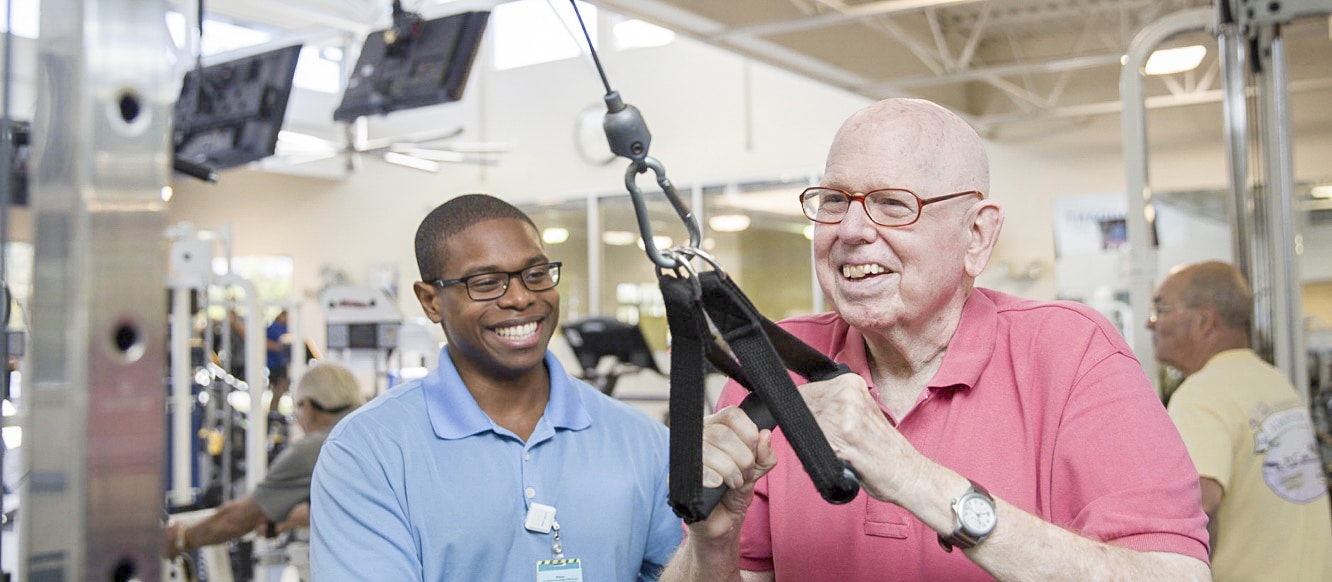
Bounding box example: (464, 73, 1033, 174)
(1151, 260, 1332, 581)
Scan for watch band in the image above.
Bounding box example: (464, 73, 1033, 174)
(938, 479, 995, 553)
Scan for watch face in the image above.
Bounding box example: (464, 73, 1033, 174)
(960, 495, 997, 534)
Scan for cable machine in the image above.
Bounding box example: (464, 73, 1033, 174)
(1122, 0, 1332, 400)
(20, 0, 173, 580)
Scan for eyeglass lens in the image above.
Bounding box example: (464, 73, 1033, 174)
(802, 188, 921, 226)
(466, 263, 561, 300)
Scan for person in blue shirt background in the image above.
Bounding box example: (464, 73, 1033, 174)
(310, 193, 683, 580)
(266, 309, 291, 417)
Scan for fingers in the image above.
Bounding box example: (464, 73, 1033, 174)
(800, 372, 924, 503)
(690, 408, 776, 543)
(700, 406, 762, 489)
(801, 373, 875, 434)
(163, 522, 185, 559)
(754, 428, 776, 476)
(163, 523, 178, 558)
(803, 372, 870, 405)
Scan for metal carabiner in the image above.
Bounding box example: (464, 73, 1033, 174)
(677, 246, 724, 276)
(624, 156, 703, 270)
(658, 248, 704, 300)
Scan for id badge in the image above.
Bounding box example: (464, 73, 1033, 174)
(536, 558, 584, 582)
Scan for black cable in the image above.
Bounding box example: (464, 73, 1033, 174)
(568, 1, 613, 95)
(194, 0, 205, 76)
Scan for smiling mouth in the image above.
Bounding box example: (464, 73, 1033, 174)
(841, 263, 888, 280)
(494, 321, 538, 340)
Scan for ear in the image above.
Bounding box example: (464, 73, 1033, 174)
(413, 281, 445, 323)
(964, 201, 1005, 278)
(1193, 307, 1217, 334)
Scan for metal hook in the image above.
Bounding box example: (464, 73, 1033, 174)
(624, 157, 703, 270)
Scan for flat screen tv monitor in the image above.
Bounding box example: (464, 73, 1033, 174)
(173, 44, 302, 171)
(333, 11, 489, 122)
(561, 317, 661, 377)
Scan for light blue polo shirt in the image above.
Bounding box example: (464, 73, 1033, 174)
(311, 347, 683, 581)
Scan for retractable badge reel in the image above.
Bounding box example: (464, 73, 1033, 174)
(527, 503, 583, 581)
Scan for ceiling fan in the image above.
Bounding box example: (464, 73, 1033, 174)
(273, 121, 510, 173)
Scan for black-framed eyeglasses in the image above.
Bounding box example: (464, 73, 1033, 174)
(799, 187, 983, 227)
(433, 262, 562, 302)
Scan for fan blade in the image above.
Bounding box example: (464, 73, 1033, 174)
(419, 141, 512, 154)
(390, 147, 500, 165)
(382, 151, 441, 172)
(360, 126, 466, 153)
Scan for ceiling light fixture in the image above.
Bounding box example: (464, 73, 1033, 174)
(636, 235, 673, 251)
(708, 214, 751, 232)
(1144, 45, 1207, 75)
(602, 230, 637, 246)
(542, 227, 570, 244)
(1312, 185, 1332, 199)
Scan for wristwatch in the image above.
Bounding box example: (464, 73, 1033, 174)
(938, 479, 997, 552)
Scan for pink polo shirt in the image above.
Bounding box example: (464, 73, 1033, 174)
(716, 288, 1209, 580)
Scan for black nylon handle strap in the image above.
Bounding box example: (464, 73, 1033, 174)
(705, 338, 753, 391)
(698, 272, 859, 505)
(758, 315, 848, 382)
(659, 274, 712, 522)
(710, 272, 847, 383)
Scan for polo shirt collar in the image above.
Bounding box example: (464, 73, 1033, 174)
(830, 292, 994, 394)
(930, 290, 997, 391)
(424, 346, 592, 440)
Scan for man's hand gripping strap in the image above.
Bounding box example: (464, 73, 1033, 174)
(662, 271, 860, 523)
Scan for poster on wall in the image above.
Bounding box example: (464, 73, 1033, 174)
(1051, 193, 1142, 345)
(1052, 192, 1157, 259)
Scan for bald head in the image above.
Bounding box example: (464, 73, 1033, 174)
(1167, 261, 1253, 333)
(825, 98, 989, 197)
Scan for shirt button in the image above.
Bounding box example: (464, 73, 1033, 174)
(524, 452, 531, 461)
(525, 487, 536, 498)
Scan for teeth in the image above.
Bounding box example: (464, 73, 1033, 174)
(495, 322, 538, 340)
(842, 264, 886, 279)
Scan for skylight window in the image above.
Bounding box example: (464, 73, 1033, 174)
(164, 13, 275, 57)
(0, 0, 39, 39)
(294, 45, 342, 93)
(199, 19, 274, 56)
(612, 17, 674, 50)
(492, 0, 596, 71)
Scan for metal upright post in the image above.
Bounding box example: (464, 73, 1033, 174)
(1218, 19, 1254, 285)
(1222, 0, 1331, 398)
(587, 193, 601, 317)
(22, 0, 172, 579)
(1119, 8, 1213, 394)
(1255, 26, 1309, 398)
